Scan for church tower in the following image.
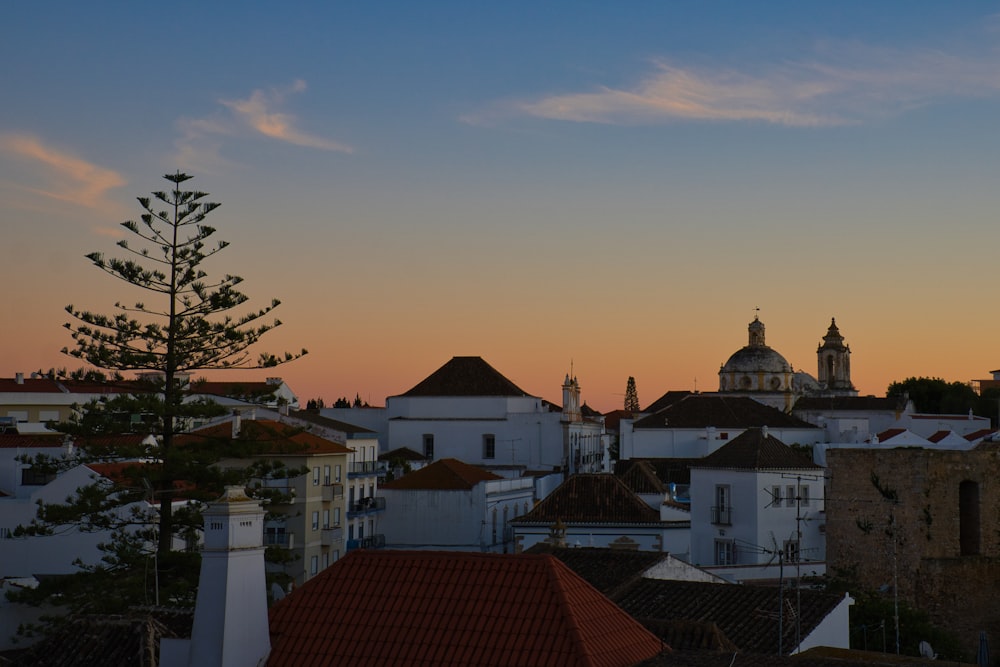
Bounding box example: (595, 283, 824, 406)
(816, 318, 856, 395)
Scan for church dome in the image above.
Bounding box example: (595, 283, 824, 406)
(718, 316, 794, 396)
(721, 345, 792, 375)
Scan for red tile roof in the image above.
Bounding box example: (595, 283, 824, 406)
(184, 420, 352, 456)
(267, 550, 666, 667)
(0, 378, 64, 393)
(0, 434, 65, 449)
(380, 457, 502, 490)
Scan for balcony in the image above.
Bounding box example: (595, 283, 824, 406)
(321, 526, 344, 547)
(348, 496, 386, 517)
(711, 505, 732, 526)
(347, 533, 386, 551)
(348, 461, 379, 478)
(264, 531, 293, 548)
(321, 483, 344, 502)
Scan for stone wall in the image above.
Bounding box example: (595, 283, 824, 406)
(826, 446, 1000, 656)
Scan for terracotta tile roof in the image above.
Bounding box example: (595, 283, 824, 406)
(379, 446, 429, 462)
(0, 377, 64, 393)
(966, 428, 997, 442)
(692, 428, 820, 471)
(524, 545, 668, 598)
(397, 356, 534, 398)
(515, 474, 661, 524)
(618, 460, 667, 495)
(633, 395, 817, 430)
(875, 428, 906, 441)
(926, 430, 950, 443)
(267, 550, 667, 667)
(642, 391, 693, 414)
(190, 380, 277, 398)
(793, 395, 910, 412)
(615, 458, 699, 485)
(613, 578, 847, 655)
(380, 457, 502, 490)
(0, 434, 65, 449)
(602, 409, 633, 431)
(184, 420, 352, 456)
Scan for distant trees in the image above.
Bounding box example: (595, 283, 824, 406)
(624, 376, 640, 413)
(332, 394, 370, 408)
(886, 377, 981, 416)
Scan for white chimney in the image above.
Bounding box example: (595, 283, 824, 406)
(232, 411, 241, 439)
(15, 373, 23, 385)
(160, 487, 271, 667)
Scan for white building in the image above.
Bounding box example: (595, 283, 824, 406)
(386, 357, 608, 475)
(379, 458, 534, 552)
(688, 427, 825, 582)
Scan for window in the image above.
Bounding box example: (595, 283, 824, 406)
(322, 552, 329, 570)
(333, 550, 340, 563)
(311, 511, 319, 531)
(771, 485, 782, 508)
(312, 467, 320, 486)
(786, 485, 796, 507)
(322, 509, 330, 529)
(799, 485, 810, 507)
(264, 526, 286, 546)
(483, 434, 496, 460)
(310, 555, 318, 576)
(20, 468, 56, 486)
(423, 434, 434, 458)
(784, 540, 800, 563)
(334, 464, 342, 483)
(715, 539, 735, 565)
(323, 465, 331, 485)
(713, 485, 731, 525)
(333, 507, 341, 526)
(39, 410, 60, 422)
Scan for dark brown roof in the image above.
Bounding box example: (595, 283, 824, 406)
(793, 395, 910, 412)
(618, 460, 667, 495)
(267, 550, 666, 667)
(288, 409, 375, 435)
(693, 428, 820, 471)
(524, 545, 669, 598)
(633, 395, 818, 430)
(396, 356, 534, 398)
(380, 457, 501, 490)
(613, 578, 847, 655)
(515, 474, 661, 524)
(379, 446, 429, 462)
(642, 391, 693, 414)
(0, 434, 65, 449)
(6, 613, 182, 667)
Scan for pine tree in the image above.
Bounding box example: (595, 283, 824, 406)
(624, 376, 640, 413)
(54, 172, 306, 558)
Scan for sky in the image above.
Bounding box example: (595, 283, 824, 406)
(3, 2, 1000, 412)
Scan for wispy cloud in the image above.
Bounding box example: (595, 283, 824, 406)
(175, 80, 352, 170)
(0, 133, 126, 216)
(465, 42, 1000, 127)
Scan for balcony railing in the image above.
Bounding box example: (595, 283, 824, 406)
(264, 532, 293, 548)
(321, 483, 344, 502)
(348, 461, 379, 477)
(711, 505, 732, 526)
(347, 533, 386, 551)
(321, 526, 344, 547)
(348, 496, 386, 515)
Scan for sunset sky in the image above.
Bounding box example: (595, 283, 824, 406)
(3, 3, 1000, 412)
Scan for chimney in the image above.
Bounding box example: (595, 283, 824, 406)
(15, 373, 23, 385)
(160, 487, 270, 667)
(232, 411, 241, 439)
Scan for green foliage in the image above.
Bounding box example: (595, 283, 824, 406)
(8, 173, 307, 637)
(886, 376, 980, 415)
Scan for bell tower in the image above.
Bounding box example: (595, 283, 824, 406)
(816, 318, 856, 395)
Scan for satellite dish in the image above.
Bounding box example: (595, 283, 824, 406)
(919, 640, 937, 659)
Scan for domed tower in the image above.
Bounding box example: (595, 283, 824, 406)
(816, 318, 857, 395)
(718, 315, 795, 410)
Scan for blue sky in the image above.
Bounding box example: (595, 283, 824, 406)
(3, 3, 1000, 410)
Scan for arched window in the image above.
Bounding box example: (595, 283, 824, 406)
(959, 480, 980, 556)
